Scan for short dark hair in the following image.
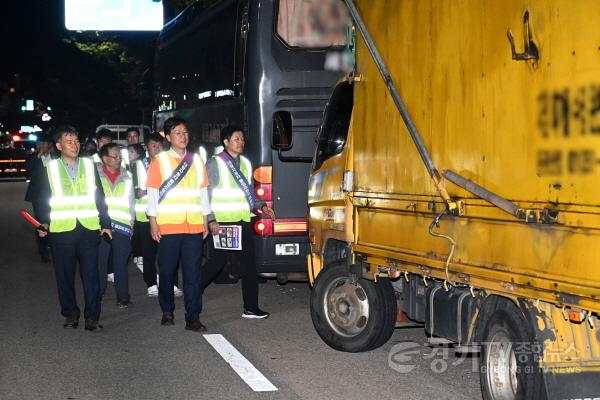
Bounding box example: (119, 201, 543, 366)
(145, 132, 164, 145)
(163, 117, 186, 135)
(220, 125, 244, 145)
(128, 143, 145, 158)
(98, 142, 120, 158)
(96, 128, 113, 141)
(126, 127, 140, 135)
(52, 125, 78, 142)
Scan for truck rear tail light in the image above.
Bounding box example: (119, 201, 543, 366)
(253, 166, 272, 184)
(273, 218, 308, 235)
(254, 184, 272, 201)
(253, 219, 273, 236)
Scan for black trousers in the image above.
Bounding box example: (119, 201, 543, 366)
(158, 233, 203, 321)
(32, 202, 50, 257)
(49, 223, 101, 320)
(134, 221, 158, 287)
(202, 221, 259, 311)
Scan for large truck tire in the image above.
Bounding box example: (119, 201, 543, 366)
(479, 300, 546, 400)
(310, 261, 397, 352)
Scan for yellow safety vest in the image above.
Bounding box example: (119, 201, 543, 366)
(46, 158, 100, 232)
(211, 155, 252, 223)
(99, 169, 133, 233)
(133, 159, 149, 222)
(198, 146, 207, 164)
(156, 151, 206, 226)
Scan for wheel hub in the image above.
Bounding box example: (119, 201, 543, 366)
(485, 330, 518, 400)
(323, 277, 370, 337)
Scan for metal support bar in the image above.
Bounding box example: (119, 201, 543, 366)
(443, 169, 525, 220)
(343, 0, 452, 204)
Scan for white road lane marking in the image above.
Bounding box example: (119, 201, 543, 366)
(204, 334, 278, 392)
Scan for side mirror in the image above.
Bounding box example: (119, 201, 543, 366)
(272, 111, 292, 150)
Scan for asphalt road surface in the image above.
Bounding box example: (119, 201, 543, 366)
(0, 181, 481, 400)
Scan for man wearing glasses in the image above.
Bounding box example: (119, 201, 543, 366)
(37, 125, 112, 331)
(97, 143, 135, 308)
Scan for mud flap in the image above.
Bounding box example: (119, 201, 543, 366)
(520, 298, 600, 400)
(543, 370, 600, 400)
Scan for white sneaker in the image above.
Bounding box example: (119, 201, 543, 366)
(107, 273, 114, 282)
(147, 285, 158, 297)
(133, 257, 138, 264)
(135, 258, 144, 273)
(174, 286, 183, 297)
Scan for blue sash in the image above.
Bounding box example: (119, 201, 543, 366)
(158, 151, 195, 204)
(141, 157, 150, 170)
(217, 152, 256, 210)
(111, 220, 132, 236)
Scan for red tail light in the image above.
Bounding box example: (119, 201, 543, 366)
(253, 219, 273, 236)
(273, 218, 308, 235)
(254, 184, 272, 201)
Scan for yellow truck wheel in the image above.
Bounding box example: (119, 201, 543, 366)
(310, 261, 396, 352)
(479, 300, 545, 400)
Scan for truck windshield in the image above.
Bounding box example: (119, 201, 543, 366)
(276, 0, 349, 48)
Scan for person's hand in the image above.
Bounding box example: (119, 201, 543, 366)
(37, 224, 49, 237)
(150, 219, 161, 242)
(100, 228, 112, 240)
(135, 189, 147, 199)
(209, 221, 220, 236)
(261, 205, 276, 219)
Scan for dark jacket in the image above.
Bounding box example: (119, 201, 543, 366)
(24, 153, 50, 204)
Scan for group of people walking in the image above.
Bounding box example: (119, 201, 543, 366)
(33, 117, 274, 332)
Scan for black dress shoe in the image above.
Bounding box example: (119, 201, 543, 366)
(185, 319, 207, 332)
(161, 312, 174, 326)
(63, 315, 79, 329)
(116, 299, 132, 309)
(84, 318, 103, 331)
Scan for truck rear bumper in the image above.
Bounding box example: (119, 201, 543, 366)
(254, 235, 310, 273)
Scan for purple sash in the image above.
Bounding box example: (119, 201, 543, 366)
(217, 152, 255, 210)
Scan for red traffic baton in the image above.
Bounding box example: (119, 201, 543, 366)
(19, 209, 47, 232)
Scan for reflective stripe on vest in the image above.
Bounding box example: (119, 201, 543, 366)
(47, 158, 100, 232)
(99, 172, 133, 229)
(155, 151, 205, 225)
(134, 159, 149, 222)
(211, 155, 252, 223)
(198, 146, 207, 164)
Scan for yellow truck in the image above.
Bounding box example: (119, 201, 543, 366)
(305, 1, 600, 399)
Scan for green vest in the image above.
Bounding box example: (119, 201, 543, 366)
(46, 158, 100, 233)
(99, 168, 133, 234)
(211, 155, 252, 223)
(133, 159, 149, 222)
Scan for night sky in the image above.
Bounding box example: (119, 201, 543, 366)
(1, 0, 160, 134)
(1, 0, 65, 87)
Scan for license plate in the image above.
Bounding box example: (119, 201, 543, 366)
(275, 243, 299, 256)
